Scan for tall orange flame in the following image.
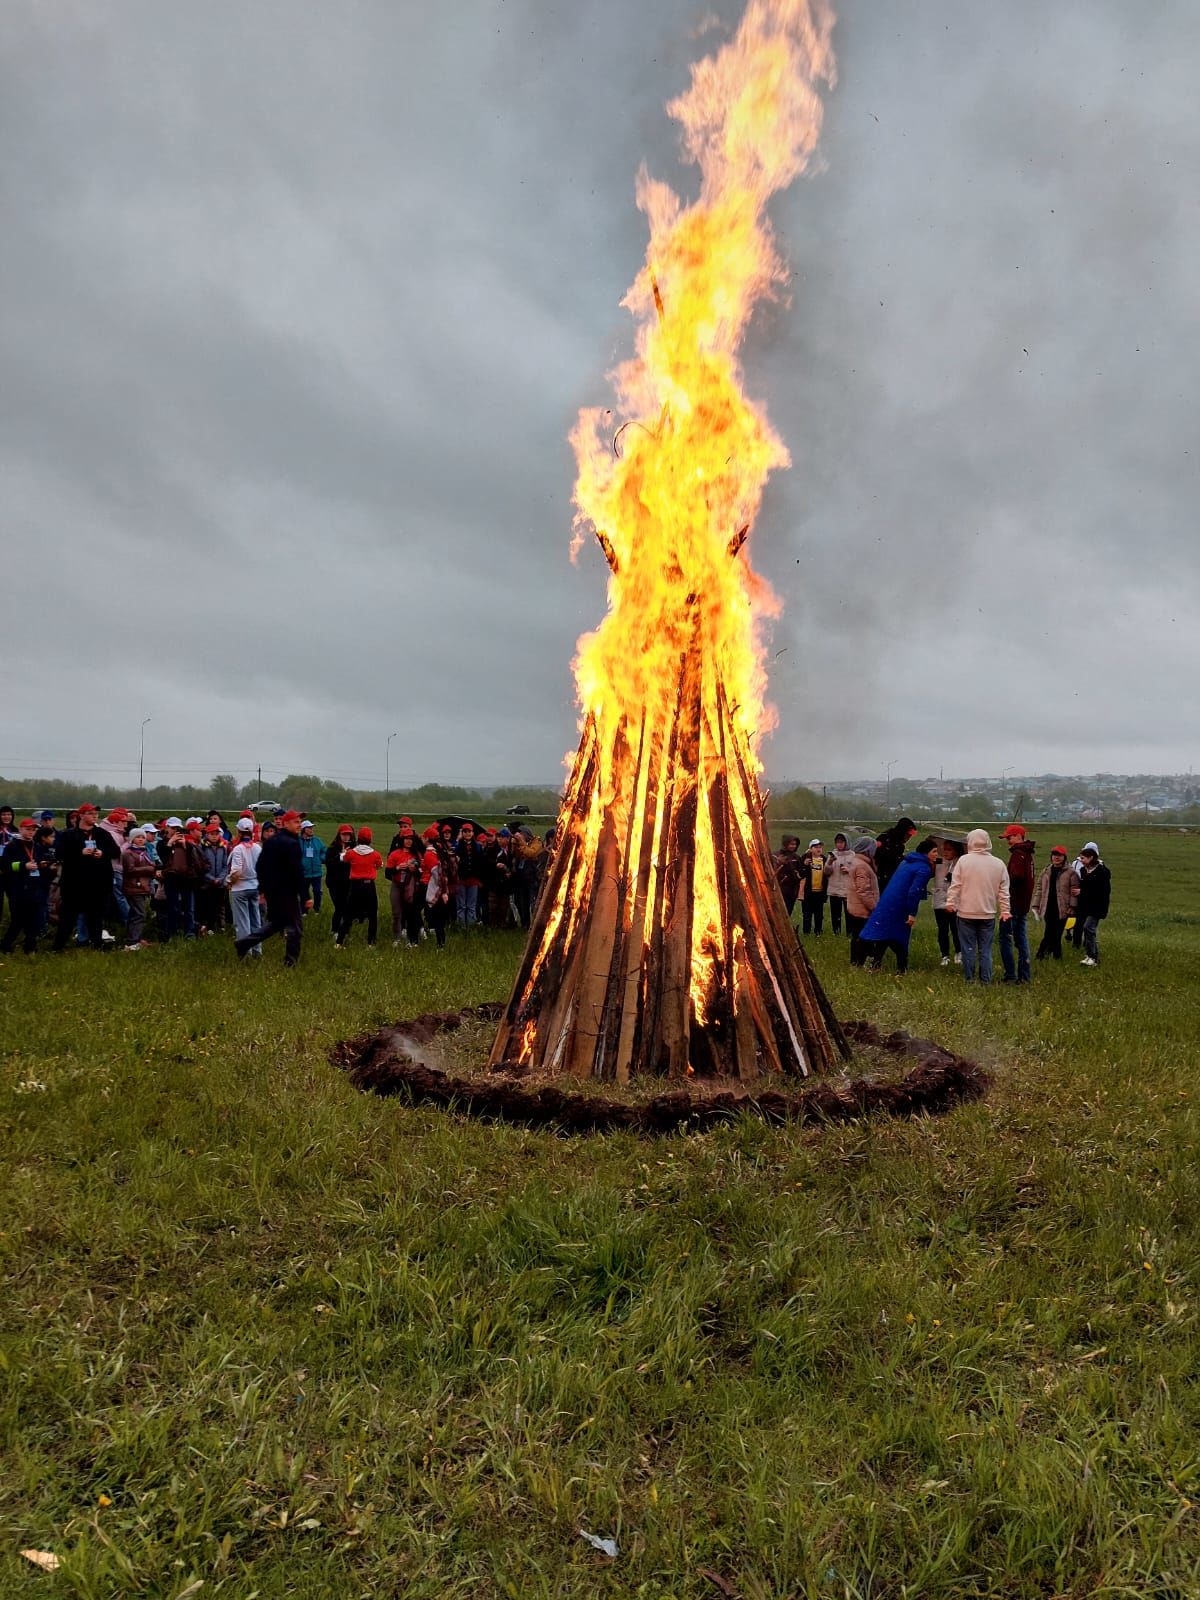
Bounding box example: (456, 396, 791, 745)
(492, 1, 840, 1080)
(571, 1, 835, 1011)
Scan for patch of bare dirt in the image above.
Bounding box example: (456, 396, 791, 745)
(332, 1005, 989, 1136)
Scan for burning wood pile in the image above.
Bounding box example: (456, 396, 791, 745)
(490, 0, 847, 1085)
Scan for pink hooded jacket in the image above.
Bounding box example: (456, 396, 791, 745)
(945, 828, 1011, 919)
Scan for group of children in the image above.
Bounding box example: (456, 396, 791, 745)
(773, 819, 1114, 983)
(0, 802, 550, 956)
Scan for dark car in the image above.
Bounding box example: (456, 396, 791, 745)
(505, 804, 531, 815)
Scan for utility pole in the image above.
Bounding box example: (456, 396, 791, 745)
(1002, 766, 1014, 814)
(257, 765, 262, 801)
(139, 716, 151, 794)
(386, 731, 398, 797)
(885, 759, 896, 811)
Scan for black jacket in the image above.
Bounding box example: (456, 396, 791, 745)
(56, 825, 120, 888)
(257, 831, 304, 900)
(1, 837, 56, 898)
(1075, 861, 1111, 920)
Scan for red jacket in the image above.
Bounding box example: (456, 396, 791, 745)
(346, 845, 382, 882)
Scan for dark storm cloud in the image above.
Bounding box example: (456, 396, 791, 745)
(1, 0, 1195, 789)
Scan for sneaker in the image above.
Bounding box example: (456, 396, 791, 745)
(123, 943, 141, 952)
(1081, 956, 1096, 967)
(953, 953, 962, 965)
(100, 930, 115, 944)
(393, 939, 401, 948)
(940, 956, 950, 967)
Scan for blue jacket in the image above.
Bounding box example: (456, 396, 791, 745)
(300, 833, 327, 877)
(860, 851, 933, 944)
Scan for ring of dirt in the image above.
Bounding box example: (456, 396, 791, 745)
(333, 1004, 990, 1136)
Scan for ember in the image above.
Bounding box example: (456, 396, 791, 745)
(491, 1, 845, 1084)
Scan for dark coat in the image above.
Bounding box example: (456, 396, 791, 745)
(1006, 841, 1037, 916)
(773, 848, 803, 911)
(873, 822, 915, 889)
(258, 831, 304, 900)
(1075, 861, 1112, 920)
(1, 837, 55, 899)
(56, 825, 120, 891)
(860, 851, 934, 944)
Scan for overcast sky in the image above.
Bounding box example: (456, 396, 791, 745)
(2, 0, 1197, 790)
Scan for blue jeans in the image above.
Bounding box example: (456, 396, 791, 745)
(1083, 915, 1101, 962)
(109, 875, 130, 929)
(304, 875, 323, 912)
(164, 878, 195, 940)
(230, 887, 263, 950)
(456, 883, 479, 926)
(999, 911, 1031, 982)
(958, 917, 995, 983)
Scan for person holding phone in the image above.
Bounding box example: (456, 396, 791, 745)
(52, 803, 120, 951)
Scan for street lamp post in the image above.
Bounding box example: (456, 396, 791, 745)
(1002, 765, 1014, 815)
(386, 731, 398, 797)
(885, 759, 896, 811)
(139, 716, 151, 794)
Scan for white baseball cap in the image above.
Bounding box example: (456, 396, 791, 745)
(165, 816, 183, 828)
(808, 838, 822, 848)
(236, 817, 255, 833)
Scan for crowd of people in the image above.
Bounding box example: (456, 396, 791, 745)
(773, 818, 1113, 982)
(0, 801, 1115, 986)
(0, 803, 550, 966)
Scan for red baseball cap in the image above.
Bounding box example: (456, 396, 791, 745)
(357, 826, 373, 843)
(18, 817, 36, 829)
(279, 809, 303, 824)
(78, 802, 98, 815)
(398, 815, 412, 827)
(1050, 844, 1068, 856)
(1002, 825, 1026, 839)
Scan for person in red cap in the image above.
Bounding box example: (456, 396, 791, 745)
(1, 818, 54, 953)
(385, 822, 423, 947)
(237, 810, 305, 965)
(335, 827, 382, 948)
(1033, 845, 1079, 961)
(325, 824, 355, 931)
(199, 823, 230, 934)
(999, 824, 1036, 984)
(53, 804, 121, 950)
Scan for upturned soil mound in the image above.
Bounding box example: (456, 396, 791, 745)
(333, 1005, 989, 1136)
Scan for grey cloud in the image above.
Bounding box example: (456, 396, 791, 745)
(1, 0, 1196, 791)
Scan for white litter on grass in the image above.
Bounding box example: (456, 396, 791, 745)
(578, 1530, 619, 1558)
(21, 1549, 61, 1572)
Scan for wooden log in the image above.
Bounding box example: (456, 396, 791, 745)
(722, 698, 849, 1070)
(731, 931, 760, 1081)
(489, 718, 599, 1069)
(612, 713, 661, 1083)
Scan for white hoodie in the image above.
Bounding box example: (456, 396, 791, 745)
(946, 828, 1011, 919)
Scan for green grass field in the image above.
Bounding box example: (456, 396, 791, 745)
(2, 827, 1199, 1598)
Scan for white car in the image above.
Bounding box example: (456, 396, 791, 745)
(248, 799, 281, 812)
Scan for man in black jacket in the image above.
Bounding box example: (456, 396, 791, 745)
(238, 808, 305, 966)
(1075, 841, 1112, 968)
(53, 803, 120, 950)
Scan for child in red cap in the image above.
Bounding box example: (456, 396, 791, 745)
(336, 828, 382, 948)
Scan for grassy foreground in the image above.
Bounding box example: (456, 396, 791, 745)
(2, 829, 1199, 1598)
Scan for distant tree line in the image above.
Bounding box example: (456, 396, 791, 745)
(0, 773, 564, 818)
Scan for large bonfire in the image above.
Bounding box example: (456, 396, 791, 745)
(491, 0, 847, 1083)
